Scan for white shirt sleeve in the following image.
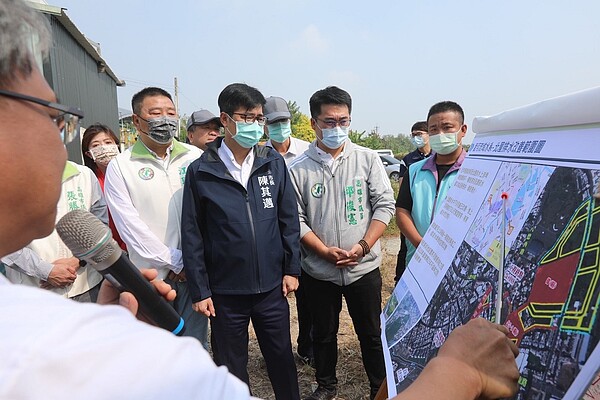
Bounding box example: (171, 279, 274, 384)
(0, 283, 252, 399)
(1, 248, 53, 280)
(104, 160, 182, 273)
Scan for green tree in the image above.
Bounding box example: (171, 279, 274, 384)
(383, 134, 414, 158)
(348, 129, 415, 159)
(293, 113, 315, 142)
(179, 115, 188, 142)
(288, 100, 303, 126)
(348, 129, 367, 144)
(288, 100, 315, 142)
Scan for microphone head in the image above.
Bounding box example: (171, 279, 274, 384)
(56, 209, 121, 270)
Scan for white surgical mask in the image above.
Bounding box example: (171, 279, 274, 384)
(429, 129, 461, 155)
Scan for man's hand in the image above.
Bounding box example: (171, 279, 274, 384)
(336, 243, 364, 268)
(394, 318, 519, 400)
(437, 318, 520, 399)
(282, 275, 299, 296)
(319, 246, 359, 267)
(193, 298, 215, 317)
(97, 268, 176, 323)
(41, 257, 80, 289)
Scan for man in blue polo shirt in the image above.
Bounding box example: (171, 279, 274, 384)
(396, 102, 467, 266)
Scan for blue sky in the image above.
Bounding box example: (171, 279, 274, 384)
(53, 0, 599, 142)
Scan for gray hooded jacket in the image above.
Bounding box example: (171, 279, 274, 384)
(289, 140, 395, 286)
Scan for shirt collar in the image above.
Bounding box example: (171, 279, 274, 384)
(266, 137, 299, 157)
(219, 139, 254, 169)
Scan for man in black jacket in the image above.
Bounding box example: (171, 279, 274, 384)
(394, 121, 431, 282)
(181, 83, 301, 400)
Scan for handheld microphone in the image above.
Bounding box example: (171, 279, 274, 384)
(56, 209, 185, 336)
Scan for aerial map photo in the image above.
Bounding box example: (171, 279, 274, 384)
(386, 165, 600, 399)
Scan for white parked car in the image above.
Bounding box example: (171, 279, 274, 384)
(379, 154, 405, 182)
(376, 149, 394, 156)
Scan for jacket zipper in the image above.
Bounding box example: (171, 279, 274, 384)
(329, 165, 346, 286)
(245, 189, 261, 292)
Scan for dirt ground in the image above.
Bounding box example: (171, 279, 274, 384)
(246, 236, 400, 400)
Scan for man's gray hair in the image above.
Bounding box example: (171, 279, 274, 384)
(0, 0, 51, 88)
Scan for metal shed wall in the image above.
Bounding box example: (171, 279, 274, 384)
(44, 14, 119, 163)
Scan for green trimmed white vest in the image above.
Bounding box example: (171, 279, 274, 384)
(109, 140, 201, 277)
(6, 162, 103, 297)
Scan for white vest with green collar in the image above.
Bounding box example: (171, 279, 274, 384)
(109, 140, 201, 276)
(6, 162, 104, 298)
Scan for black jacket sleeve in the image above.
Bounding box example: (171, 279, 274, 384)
(181, 163, 212, 302)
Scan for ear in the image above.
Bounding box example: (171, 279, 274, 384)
(219, 112, 229, 127)
(221, 112, 235, 137)
(458, 124, 467, 142)
(310, 118, 318, 132)
(132, 114, 142, 131)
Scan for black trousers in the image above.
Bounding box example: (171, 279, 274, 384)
(295, 273, 313, 357)
(303, 268, 385, 396)
(210, 287, 300, 400)
(395, 234, 408, 282)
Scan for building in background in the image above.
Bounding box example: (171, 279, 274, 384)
(30, 1, 125, 163)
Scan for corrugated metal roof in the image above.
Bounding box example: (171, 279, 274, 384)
(28, 1, 125, 87)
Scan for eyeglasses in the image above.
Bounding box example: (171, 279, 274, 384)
(0, 89, 84, 144)
(315, 117, 351, 129)
(231, 112, 267, 126)
(411, 130, 428, 137)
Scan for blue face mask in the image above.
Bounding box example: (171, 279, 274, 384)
(319, 126, 348, 150)
(229, 120, 264, 148)
(411, 134, 427, 148)
(268, 121, 292, 143)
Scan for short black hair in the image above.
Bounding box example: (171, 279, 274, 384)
(411, 121, 427, 132)
(217, 83, 266, 116)
(309, 86, 352, 119)
(131, 87, 173, 115)
(427, 101, 464, 125)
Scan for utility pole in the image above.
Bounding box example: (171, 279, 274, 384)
(174, 77, 180, 140)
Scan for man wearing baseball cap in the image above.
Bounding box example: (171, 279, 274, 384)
(264, 96, 310, 166)
(264, 96, 313, 367)
(186, 109, 222, 151)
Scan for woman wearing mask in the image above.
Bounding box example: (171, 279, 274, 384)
(82, 124, 127, 250)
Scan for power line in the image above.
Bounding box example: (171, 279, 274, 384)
(120, 76, 200, 111)
(121, 76, 174, 90)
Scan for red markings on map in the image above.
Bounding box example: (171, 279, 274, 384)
(505, 263, 525, 285)
(472, 285, 493, 318)
(504, 253, 580, 344)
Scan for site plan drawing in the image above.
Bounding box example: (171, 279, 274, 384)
(381, 87, 600, 400)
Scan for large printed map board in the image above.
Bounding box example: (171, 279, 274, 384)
(382, 124, 600, 400)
